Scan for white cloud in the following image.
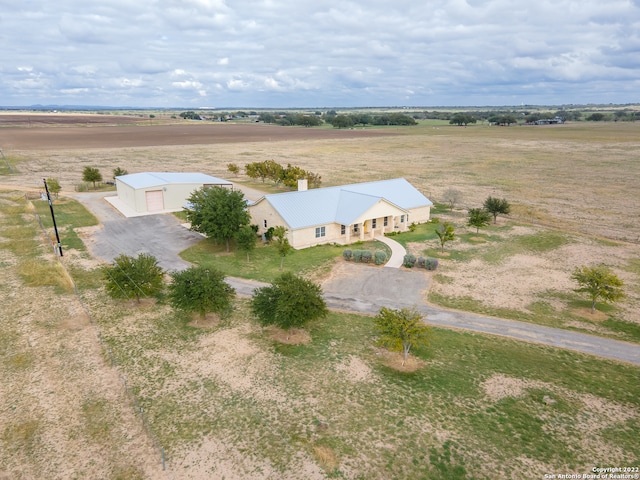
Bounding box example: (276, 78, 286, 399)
(1, 0, 639, 107)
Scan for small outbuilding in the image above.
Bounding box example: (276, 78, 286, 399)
(115, 172, 232, 214)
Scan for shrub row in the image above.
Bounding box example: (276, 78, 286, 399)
(403, 254, 438, 270)
(343, 249, 387, 265)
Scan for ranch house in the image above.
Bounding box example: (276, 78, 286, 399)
(248, 178, 432, 249)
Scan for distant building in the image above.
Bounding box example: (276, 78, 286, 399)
(535, 116, 565, 125)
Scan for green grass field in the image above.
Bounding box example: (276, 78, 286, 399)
(90, 294, 640, 479)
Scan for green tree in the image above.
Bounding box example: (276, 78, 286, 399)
(244, 162, 262, 181)
(235, 224, 257, 261)
(281, 164, 308, 188)
(168, 266, 235, 321)
(307, 171, 322, 189)
(46, 178, 61, 199)
(227, 163, 240, 176)
(331, 115, 354, 129)
(186, 186, 250, 252)
(571, 265, 625, 313)
(374, 307, 431, 365)
(102, 253, 164, 303)
(263, 159, 284, 184)
(273, 225, 292, 270)
(82, 166, 103, 189)
(244, 160, 282, 183)
(483, 196, 511, 223)
(251, 272, 328, 330)
(435, 222, 455, 252)
(112, 167, 128, 179)
(449, 113, 476, 126)
(467, 208, 492, 233)
(586, 113, 606, 121)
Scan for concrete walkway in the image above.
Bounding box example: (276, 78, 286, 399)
(375, 235, 407, 268)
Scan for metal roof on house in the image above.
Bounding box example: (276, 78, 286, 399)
(258, 178, 432, 230)
(116, 172, 232, 189)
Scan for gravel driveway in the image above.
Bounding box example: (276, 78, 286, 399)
(73, 192, 203, 271)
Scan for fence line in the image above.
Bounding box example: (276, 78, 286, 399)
(27, 194, 177, 479)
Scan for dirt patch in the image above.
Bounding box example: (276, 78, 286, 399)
(377, 349, 425, 372)
(266, 326, 312, 345)
(188, 312, 222, 328)
(125, 297, 158, 309)
(571, 308, 608, 321)
(0, 246, 167, 479)
(481, 374, 547, 402)
(429, 232, 640, 324)
(336, 355, 375, 383)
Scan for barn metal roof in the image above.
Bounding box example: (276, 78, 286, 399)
(258, 178, 432, 229)
(117, 172, 232, 189)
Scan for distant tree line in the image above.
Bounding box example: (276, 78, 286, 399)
(323, 112, 417, 128)
(179, 111, 202, 120)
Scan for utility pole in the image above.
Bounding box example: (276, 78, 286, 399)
(43, 178, 63, 257)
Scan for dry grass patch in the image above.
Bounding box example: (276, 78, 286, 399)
(311, 443, 339, 471)
(571, 308, 609, 321)
(187, 312, 222, 328)
(266, 326, 312, 344)
(376, 348, 426, 372)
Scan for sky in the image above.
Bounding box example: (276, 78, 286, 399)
(2, 0, 640, 108)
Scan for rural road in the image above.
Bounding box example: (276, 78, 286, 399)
(72, 192, 640, 367)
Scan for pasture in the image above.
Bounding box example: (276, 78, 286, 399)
(1, 114, 639, 479)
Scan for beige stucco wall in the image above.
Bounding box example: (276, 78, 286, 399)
(248, 197, 432, 250)
(407, 205, 431, 224)
(249, 199, 288, 234)
(117, 180, 233, 213)
(115, 180, 141, 211)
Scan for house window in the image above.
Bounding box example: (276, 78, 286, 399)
(315, 226, 326, 238)
(341, 225, 346, 235)
(372, 219, 377, 228)
(384, 216, 388, 227)
(400, 215, 405, 223)
(263, 219, 268, 228)
(354, 224, 359, 233)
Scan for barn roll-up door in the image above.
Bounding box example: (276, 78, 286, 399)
(145, 190, 164, 212)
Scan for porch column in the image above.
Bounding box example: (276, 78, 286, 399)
(345, 225, 351, 243)
(359, 223, 364, 241)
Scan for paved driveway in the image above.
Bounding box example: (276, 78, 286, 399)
(72, 192, 640, 366)
(320, 263, 640, 366)
(73, 192, 203, 271)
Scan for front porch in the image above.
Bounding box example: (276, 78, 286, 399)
(342, 214, 409, 243)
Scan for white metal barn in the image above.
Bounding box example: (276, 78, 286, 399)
(115, 172, 232, 214)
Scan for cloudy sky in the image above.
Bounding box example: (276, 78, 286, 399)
(2, 0, 639, 108)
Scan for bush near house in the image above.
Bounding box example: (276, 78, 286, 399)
(403, 254, 417, 268)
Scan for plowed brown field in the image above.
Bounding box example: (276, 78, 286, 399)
(0, 113, 393, 150)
